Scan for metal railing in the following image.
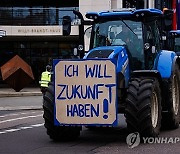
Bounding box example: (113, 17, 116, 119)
(0, 7, 79, 26)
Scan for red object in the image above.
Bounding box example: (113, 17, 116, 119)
(172, 0, 177, 30)
(0, 55, 34, 92)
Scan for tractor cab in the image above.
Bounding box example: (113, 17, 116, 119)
(84, 9, 163, 70)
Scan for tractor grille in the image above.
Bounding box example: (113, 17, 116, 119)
(87, 50, 113, 58)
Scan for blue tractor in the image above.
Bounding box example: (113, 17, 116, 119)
(43, 9, 180, 141)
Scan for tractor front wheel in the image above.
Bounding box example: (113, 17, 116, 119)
(43, 82, 81, 141)
(125, 78, 162, 137)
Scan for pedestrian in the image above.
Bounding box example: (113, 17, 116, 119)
(39, 65, 52, 95)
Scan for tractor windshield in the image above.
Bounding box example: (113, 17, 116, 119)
(93, 20, 144, 64)
(175, 37, 180, 51)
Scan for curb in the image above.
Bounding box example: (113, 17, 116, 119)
(0, 92, 42, 97)
(0, 106, 43, 111)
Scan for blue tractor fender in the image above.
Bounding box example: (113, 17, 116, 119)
(109, 47, 130, 88)
(154, 50, 177, 79)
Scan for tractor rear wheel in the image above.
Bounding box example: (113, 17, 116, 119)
(162, 64, 180, 129)
(125, 78, 162, 137)
(43, 82, 81, 141)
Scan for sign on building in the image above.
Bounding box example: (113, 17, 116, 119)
(54, 59, 117, 126)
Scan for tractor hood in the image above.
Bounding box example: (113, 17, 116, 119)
(83, 46, 130, 87)
(84, 46, 126, 59)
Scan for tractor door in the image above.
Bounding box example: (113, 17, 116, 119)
(144, 20, 162, 69)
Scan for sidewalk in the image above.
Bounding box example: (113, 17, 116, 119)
(0, 87, 43, 111)
(0, 87, 42, 97)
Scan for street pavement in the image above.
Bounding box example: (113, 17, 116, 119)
(0, 87, 42, 111)
(0, 87, 42, 97)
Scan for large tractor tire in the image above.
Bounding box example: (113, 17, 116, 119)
(125, 78, 162, 137)
(162, 64, 180, 129)
(43, 82, 81, 141)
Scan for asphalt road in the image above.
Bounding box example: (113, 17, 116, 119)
(0, 96, 42, 110)
(0, 96, 180, 154)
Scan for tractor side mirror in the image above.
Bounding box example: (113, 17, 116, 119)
(62, 16, 71, 36)
(163, 9, 173, 31)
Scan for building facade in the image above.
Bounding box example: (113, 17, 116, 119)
(0, 0, 80, 85)
(0, 0, 125, 85)
(0, 0, 176, 85)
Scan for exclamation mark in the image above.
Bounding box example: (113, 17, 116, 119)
(103, 99, 109, 119)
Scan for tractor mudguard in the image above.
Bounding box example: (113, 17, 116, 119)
(154, 50, 177, 79)
(110, 47, 130, 88)
(132, 70, 161, 80)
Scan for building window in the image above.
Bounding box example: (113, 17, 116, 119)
(58, 7, 79, 25)
(123, 0, 136, 8)
(0, 7, 79, 25)
(0, 40, 78, 84)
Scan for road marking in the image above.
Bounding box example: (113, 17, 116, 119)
(5, 128, 21, 132)
(0, 114, 43, 124)
(21, 126, 33, 130)
(0, 123, 44, 135)
(31, 123, 44, 127)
